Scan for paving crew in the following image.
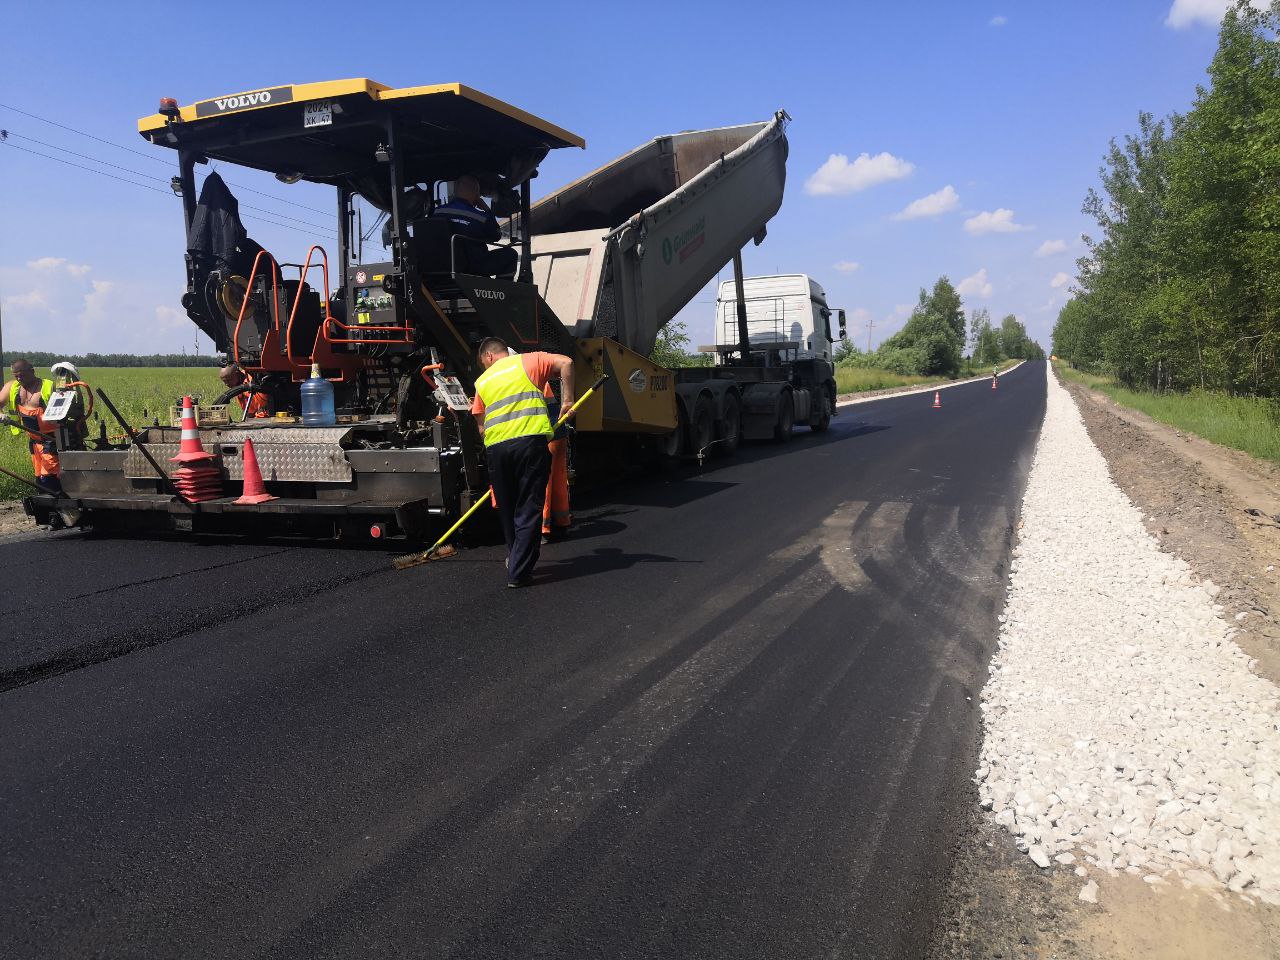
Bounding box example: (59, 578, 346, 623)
(0, 358, 62, 494)
(542, 383, 572, 543)
(471, 338, 574, 588)
(219, 364, 270, 417)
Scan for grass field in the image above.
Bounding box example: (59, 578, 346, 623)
(835, 358, 1019, 396)
(1056, 362, 1280, 466)
(0, 367, 222, 500)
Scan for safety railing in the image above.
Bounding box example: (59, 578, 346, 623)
(233, 250, 282, 369)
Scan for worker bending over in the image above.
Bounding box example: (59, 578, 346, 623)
(0, 359, 61, 494)
(472, 338, 574, 588)
(219, 364, 270, 418)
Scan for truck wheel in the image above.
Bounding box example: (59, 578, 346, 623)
(773, 391, 795, 443)
(660, 403, 686, 460)
(690, 395, 715, 458)
(714, 392, 741, 457)
(810, 385, 833, 432)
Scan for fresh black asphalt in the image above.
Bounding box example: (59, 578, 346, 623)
(0, 361, 1046, 959)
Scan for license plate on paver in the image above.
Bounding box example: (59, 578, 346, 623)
(304, 101, 332, 128)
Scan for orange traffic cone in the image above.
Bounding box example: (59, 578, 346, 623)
(992, 377, 998, 390)
(932, 391, 941, 409)
(235, 438, 276, 504)
(169, 395, 222, 501)
(170, 396, 215, 463)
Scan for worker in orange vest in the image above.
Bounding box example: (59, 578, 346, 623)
(542, 381, 572, 543)
(0, 358, 63, 494)
(219, 364, 270, 418)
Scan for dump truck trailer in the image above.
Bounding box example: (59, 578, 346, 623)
(26, 80, 836, 539)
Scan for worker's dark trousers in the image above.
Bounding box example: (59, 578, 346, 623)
(488, 434, 551, 584)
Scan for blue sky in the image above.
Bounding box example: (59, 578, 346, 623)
(0, 0, 1242, 356)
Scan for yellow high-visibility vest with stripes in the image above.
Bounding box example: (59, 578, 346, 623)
(475, 355, 552, 447)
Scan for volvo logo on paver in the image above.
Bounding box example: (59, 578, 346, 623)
(628, 368, 647, 392)
(473, 289, 505, 301)
(195, 86, 293, 118)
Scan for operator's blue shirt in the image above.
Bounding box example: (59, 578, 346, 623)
(431, 198, 500, 242)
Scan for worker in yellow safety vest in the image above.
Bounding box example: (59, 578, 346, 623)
(0, 358, 61, 494)
(471, 337, 575, 588)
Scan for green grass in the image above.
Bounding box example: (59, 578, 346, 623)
(836, 358, 1020, 396)
(1056, 361, 1280, 465)
(1, 366, 222, 500)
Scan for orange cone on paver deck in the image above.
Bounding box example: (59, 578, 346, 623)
(235, 438, 276, 505)
(169, 396, 222, 502)
(932, 391, 941, 409)
(170, 396, 215, 463)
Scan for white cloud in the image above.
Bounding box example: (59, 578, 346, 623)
(989, 14, 1007, 26)
(0, 259, 193, 354)
(957, 268, 994, 299)
(1035, 238, 1068, 257)
(1165, 0, 1266, 29)
(964, 208, 1032, 235)
(805, 152, 914, 196)
(833, 260, 861, 273)
(893, 185, 960, 221)
(1050, 272, 1072, 289)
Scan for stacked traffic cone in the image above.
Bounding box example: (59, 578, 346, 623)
(932, 391, 942, 409)
(235, 438, 276, 505)
(169, 396, 222, 502)
(992, 377, 998, 391)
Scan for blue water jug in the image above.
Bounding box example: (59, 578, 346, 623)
(301, 363, 336, 426)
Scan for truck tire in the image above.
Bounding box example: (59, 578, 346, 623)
(690, 394, 715, 458)
(773, 390, 795, 443)
(714, 391, 742, 458)
(810, 384, 833, 433)
(660, 402, 686, 459)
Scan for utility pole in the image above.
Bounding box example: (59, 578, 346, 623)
(0, 285, 5, 367)
(865, 315, 875, 353)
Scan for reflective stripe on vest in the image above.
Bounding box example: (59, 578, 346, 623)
(475, 355, 552, 447)
(5, 379, 52, 437)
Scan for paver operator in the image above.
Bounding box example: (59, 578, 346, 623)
(0, 359, 62, 494)
(471, 338, 574, 588)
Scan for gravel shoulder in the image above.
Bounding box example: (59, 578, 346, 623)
(1062, 377, 1280, 685)
(930, 364, 1280, 960)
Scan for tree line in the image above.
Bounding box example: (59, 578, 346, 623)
(838, 277, 1043, 375)
(1, 351, 222, 369)
(1053, 2, 1280, 397)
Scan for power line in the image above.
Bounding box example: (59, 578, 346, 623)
(0, 100, 333, 217)
(4, 129, 331, 229)
(0, 138, 333, 239)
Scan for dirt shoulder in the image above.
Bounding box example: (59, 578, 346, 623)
(0, 500, 39, 538)
(1061, 376, 1280, 685)
(930, 369, 1280, 960)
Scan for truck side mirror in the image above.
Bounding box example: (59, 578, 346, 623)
(837, 309, 847, 340)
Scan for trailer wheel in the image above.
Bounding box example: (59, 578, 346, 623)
(690, 394, 715, 459)
(773, 390, 795, 443)
(714, 392, 742, 458)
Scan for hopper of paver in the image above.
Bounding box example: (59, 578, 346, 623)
(528, 112, 789, 357)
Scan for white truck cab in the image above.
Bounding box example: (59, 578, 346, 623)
(714, 274, 842, 363)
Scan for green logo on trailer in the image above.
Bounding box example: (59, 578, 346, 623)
(661, 217, 706, 266)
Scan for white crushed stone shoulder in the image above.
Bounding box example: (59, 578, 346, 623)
(979, 363, 1280, 905)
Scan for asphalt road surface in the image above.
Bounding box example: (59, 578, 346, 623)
(1, 362, 1046, 959)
